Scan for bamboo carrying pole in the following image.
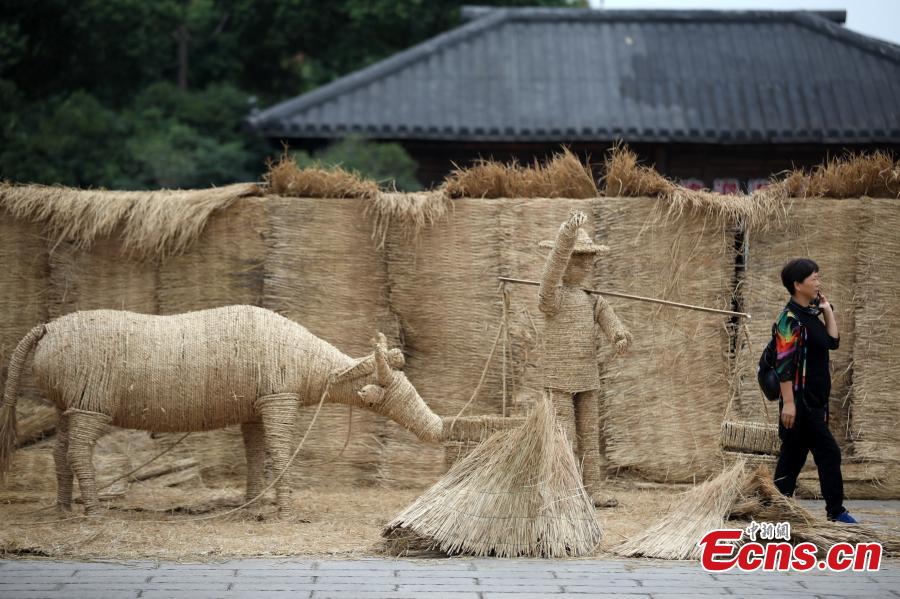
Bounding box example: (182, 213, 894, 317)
(498, 277, 752, 320)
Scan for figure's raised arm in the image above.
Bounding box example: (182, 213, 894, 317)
(595, 295, 632, 354)
(539, 211, 585, 314)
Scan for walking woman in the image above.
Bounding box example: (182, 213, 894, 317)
(774, 258, 857, 523)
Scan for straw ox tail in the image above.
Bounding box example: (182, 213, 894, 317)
(0, 324, 46, 476)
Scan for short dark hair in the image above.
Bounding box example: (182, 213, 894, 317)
(781, 258, 819, 295)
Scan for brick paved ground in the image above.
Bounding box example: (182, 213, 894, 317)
(0, 498, 895, 599)
(0, 557, 895, 599)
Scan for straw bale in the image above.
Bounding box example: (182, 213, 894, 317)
(594, 197, 735, 482)
(851, 198, 900, 463)
(380, 199, 504, 487)
(0, 182, 261, 259)
(384, 397, 602, 557)
(616, 460, 747, 560)
(0, 212, 50, 447)
(443, 147, 597, 199)
(262, 197, 397, 488)
(732, 199, 861, 450)
(264, 153, 379, 199)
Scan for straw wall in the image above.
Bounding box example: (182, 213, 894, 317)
(380, 200, 504, 487)
(851, 198, 900, 463)
(0, 213, 50, 448)
(263, 197, 397, 487)
(594, 197, 736, 482)
(735, 200, 861, 448)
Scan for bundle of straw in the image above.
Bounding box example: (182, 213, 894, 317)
(383, 396, 601, 558)
(616, 460, 748, 560)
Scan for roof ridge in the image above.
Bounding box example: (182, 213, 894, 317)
(246, 9, 512, 128)
(789, 11, 900, 65)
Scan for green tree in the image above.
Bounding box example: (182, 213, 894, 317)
(294, 137, 423, 191)
(0, 0, 577, 189)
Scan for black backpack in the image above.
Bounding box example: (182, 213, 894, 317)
(757, 323, 781, 401)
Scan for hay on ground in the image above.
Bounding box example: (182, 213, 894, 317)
(442, 147, 598, 199)
(0, 182, 261, 259)
(384, 396, 602, 558)
(851, 198, 900, 462)
(617, 460, 747, 560)
(264, 153, 379, 199)
(618, 462, 899, 560)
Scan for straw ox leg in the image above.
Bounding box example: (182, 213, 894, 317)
(241, 420, 267, 503)
(53, 409, 74, 511)
(254, 393, 299, 517)
(64, 408, 111, 516)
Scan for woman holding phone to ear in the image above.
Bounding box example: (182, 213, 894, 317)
(773, 258, 856, 523)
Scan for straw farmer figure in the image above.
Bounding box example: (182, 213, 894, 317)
(538, 211, 632, 507)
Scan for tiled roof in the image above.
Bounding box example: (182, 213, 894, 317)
(246, 8, 900, 144)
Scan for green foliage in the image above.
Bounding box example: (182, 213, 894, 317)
(293, 137, 423, 192)
(0, 0, 575, 189)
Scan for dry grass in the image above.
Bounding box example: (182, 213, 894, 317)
(365, 191, 450, 250)
(601, 143, 788, 231)
(616, 460, 748, 560)
(0, 182, 260, 259)
(264, 152, 379, 200)
(617, 463, 900, 560)
(442, 147, 598, 199)
(775, 150, 900, 199)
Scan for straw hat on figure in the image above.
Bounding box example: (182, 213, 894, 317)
(538, 210, 632, 507)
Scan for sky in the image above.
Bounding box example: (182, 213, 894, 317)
(590, 0, 900, 45)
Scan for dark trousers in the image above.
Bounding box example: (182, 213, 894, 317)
(774, 401, 845, 520)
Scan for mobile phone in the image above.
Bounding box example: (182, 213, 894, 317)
(813, 292, 821, 308)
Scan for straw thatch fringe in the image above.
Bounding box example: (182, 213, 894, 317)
(384, 396, 602, 557)
(601, 143, 789, 231)
(851, 198, 900, 462)
(0, 182, 261, 258)
(365, 191, 450, 250)
(442, 147, 597, 199)
(263, 153, 379, 199)
(262, 197, 398, 488)
(774, 150, 900, 199)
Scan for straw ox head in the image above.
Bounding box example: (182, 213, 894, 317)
(331, 333, 442, 443)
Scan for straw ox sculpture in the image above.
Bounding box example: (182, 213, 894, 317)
(0, 305, 443, 516)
